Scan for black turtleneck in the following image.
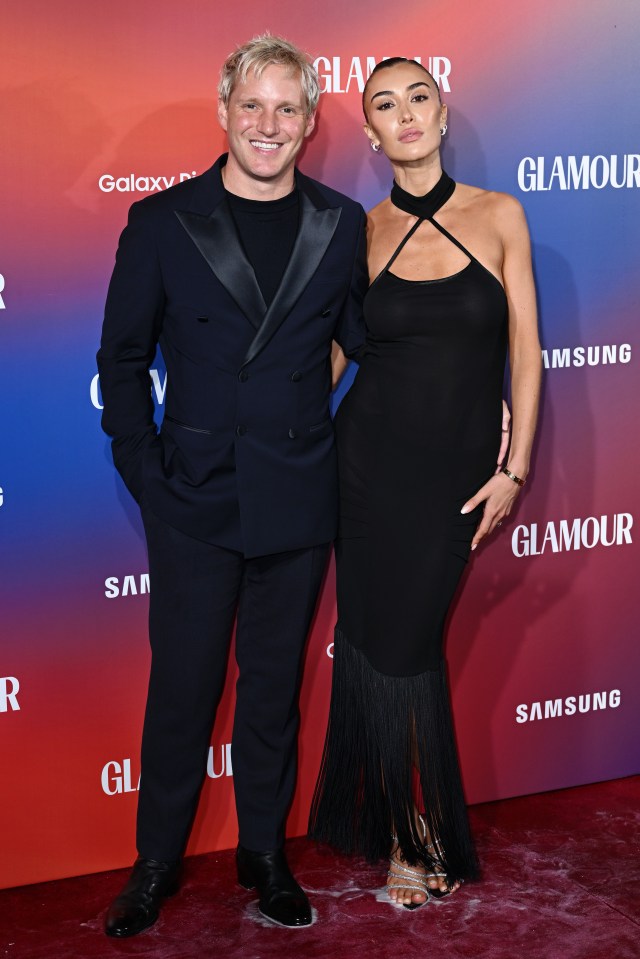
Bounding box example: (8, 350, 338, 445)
(390, 170, 456, 220)
(226, 189, 300, 307)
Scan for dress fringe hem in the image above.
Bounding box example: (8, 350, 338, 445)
(309, 629, 479, 883)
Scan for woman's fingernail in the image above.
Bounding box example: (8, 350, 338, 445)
(460, 506, 470, 514)
(471, 544, 477, 551)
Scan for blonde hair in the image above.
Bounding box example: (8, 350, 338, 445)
(218, 33, 320, 117)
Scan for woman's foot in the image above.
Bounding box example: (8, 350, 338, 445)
(424, 857, 461, 897)
(387, 816, 462, 905)
(387, 840, 430, 908)
(421, 822, 461, 898)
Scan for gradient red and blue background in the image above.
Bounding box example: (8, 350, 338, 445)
(1, 0, 638, 889)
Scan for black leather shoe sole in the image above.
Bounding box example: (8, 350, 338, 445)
(257, 904, 313, 928)
(105, 912, 159, 938)
(236, 847, 312, 927)
(238, 877, 312, 927)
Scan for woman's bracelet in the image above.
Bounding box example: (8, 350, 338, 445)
(502, 466, 526, 487)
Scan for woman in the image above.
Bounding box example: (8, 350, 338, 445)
(310, 58, 542, 908)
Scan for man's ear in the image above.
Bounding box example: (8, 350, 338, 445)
(217, 98, 228, 132)
(304, 112, 316, 138)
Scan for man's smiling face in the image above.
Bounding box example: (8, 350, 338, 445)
(218, 64, 315, 197)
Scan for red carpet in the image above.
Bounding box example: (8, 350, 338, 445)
(3, 777, 639, 959)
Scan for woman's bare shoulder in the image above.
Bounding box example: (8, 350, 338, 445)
(454, 181, 521, 211)
(454, 183, 527, 234)
(366, 196, 393, 223)
(365, 197, 397, 244)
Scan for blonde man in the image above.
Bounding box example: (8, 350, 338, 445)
(98, 34, 366, 934)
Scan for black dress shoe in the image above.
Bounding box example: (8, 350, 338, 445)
(236, 845, 312, 927)
(104, 857, 182, 937)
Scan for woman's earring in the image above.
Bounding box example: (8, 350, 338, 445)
(371, 141, 381, 153)
(440, 123, 448, 137)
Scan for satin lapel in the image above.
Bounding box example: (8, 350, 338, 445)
(175, 200, 266, 330)
(241, 193, 341, 367)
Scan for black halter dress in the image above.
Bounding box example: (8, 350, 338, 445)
(309, 174, 508, 881)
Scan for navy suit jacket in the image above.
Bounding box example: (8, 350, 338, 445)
(97, 155, 368, 556)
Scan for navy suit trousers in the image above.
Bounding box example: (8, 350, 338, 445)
(136, 498, 329, 860)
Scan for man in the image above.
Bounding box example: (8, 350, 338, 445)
(98, 34, 367, 935)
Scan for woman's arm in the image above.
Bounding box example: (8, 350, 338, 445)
(462, 195, 542, 549)
(501, 196, 542, 483)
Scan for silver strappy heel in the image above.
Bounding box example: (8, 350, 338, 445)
(388, 831, 430, 910)
(419, 815, 461, 899)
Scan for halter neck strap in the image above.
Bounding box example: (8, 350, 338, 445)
(390, 171, 456, 219)
(378, 218, 425, 276)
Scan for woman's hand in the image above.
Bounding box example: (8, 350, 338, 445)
(331, 340, 349, 390)
(461, 472, 522, 551)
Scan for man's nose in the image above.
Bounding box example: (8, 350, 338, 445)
(256, 109, 279, 136)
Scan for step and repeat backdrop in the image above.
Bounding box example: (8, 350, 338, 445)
(1, 0, 638, 888)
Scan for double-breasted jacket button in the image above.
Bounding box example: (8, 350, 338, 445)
(288, 428, 297, 439)
(236, 425, 248, 437)
(238, 370, 249, 382)
(291, 371, 302, 382)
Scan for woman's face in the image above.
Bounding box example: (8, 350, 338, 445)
(363, 62, 446, 164)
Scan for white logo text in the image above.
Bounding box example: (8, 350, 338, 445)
(518, 154, 640, 192)
(516, 689, 621, 723)
(512, 513, 632, 557)
(101, 745, 232, 795)
(542, 343, 631, 369)
(313, 56, 452, 94)
(99, 172, 197, 194)
(91, 369, 166, 410)
(105, 574, 150, 598)
(0, 677, 20, 712)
